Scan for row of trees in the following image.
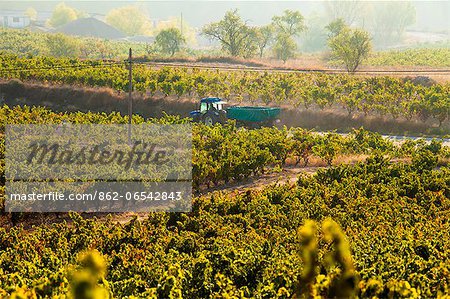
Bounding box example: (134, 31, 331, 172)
(26, 3, 187, 57)
(39, 2, 418, 62)
(201, 9, 372, 71)
(202, 9, 306, 62)
(20, 1, 419, 44)
(22, 2, 416, 66)
(0, 28, 186, 59)
(44, 3, 195, 42)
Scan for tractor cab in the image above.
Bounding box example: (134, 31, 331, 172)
(190, 97, 228, 125)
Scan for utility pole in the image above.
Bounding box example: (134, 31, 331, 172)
(128, 48, 133, 145)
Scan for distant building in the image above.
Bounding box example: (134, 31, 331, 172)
(53, 17, 126, 39)
(1, 14, 31, 29)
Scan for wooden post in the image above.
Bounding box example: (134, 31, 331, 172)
(128, 48, 132, 144)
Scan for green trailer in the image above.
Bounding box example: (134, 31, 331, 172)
(190, 98, 281, 127)
(226, 106, 281, 126)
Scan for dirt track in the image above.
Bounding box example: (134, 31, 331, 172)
(198, 165, 320, 194)
(136, 60, 450, 82)
(0, 165, 318, 229)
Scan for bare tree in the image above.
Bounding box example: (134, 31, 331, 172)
(370, 2, 416, 46)
(324, 0, 363, 25)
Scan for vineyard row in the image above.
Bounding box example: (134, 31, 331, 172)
(1, 54, 449, 126)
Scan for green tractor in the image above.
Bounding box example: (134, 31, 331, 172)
(190, 97, 281, 128)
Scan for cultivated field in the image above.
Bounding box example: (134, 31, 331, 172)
(0, 50, 449, 298)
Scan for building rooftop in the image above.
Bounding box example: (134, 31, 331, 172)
(53, 17, 126, 39)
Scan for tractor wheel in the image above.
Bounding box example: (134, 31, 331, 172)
(204, 116, 214, 126)
(202, 111, 219, 126)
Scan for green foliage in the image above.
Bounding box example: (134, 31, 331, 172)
(0, 28, 148, 59)
(105, 5, 152, 36)
(192, 123, 277, 188)
(312, 133, 342, 166)
(346, 127, 393, 154)
(48, 3, 79, 28)
(155, 28, 185, 57)
(328, 28, 372, 73)
(412, 149, 438, 172)
(0, 54, 449, 126)
(46, 33, 80, 58)
(295, 220, 318, 297)
(0, 149, 449, 297)
(273, 33, 297, 63)
(272, 10, 306, 37)
(153, 16, 197, 46)
(201, 9, 256, 57)
(271, 10, 306, 62)
(325, 18, 347, 38)
(240, 27, 259, 59)
(0, 105, 449, 298)
(366, 48, 450, 67)
(291, 128, 316, 166)
(255, 25, 274, 58)
(1, 105, 448, 197)
(0, 29, 46, 56)
(294, 219, 358, 298)
(155, 265, 185, 299)
(321, 219, 358, 298)
(70, 250, 110, 299)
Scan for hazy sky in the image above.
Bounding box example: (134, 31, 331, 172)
(1, 1, 448, 31)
